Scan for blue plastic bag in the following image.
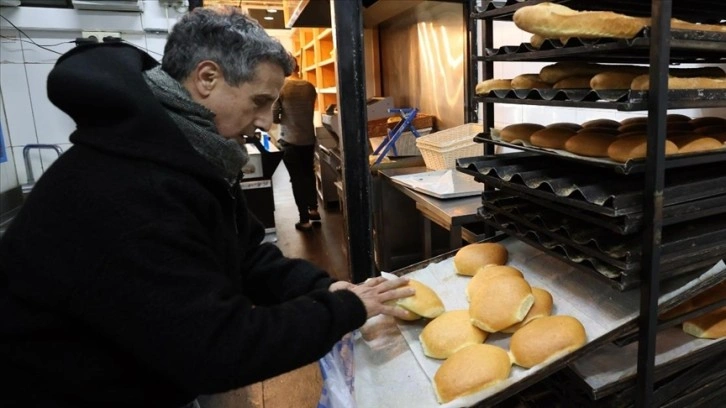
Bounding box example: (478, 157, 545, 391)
(318, 332, 356, 408)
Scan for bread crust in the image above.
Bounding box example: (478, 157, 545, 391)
(469, 275, 534, 333)
(420, 310, 488, 359)
(433, 344, 512, 403)
(466, 265, 524, 302)
(476, 78, 512, 95)
(683, 306, 726, 339)
(500, 123, 545, 143)
(530, 127, 577, 149)
(564, 131, 617, 157)
(501, 287, 554, 334)
(395, 279, 445, 318)
(631, 75, 726, 90)
(510, 315, 587, 368)
(454, 243, 509, 276)
(511, 73, 551, 89)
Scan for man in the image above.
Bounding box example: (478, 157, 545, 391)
(0, 7, 412, 408)
(273, 60, 320, 231)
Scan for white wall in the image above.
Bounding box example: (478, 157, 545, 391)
(0, 2, 292, 193)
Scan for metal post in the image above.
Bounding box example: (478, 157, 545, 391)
(331, 0, 374, 283)
(464, 0, 477, 124)
(636, 0, 671, 406)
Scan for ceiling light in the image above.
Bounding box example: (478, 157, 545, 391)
(264, 16, 274, 20)
(267, 9, 278, 13)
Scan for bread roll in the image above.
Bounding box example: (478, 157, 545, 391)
(631, 75, 726, 90)
(546, 122, 582, 132)
(513, 3, 647, 40)
(672, 136, 724, 154)
(454, 242, 508, 276)
(466, 265, 524, 302)
(620, 117, 647, 126)
(433, 344, 512, 403)
(469, 275, 534, 333)
(590, 71, 642, 90)
(476, 78, 512, 95)
(564, 131, 617, 157)
(420, 310, 488, 359)
(667, 114, 693, 123)
(690, 116, 726, 128)
(387, 302, 423, 321)
(553, 76, 593, 89)
(500, 123, 545, 143)
(582, 118, 620, 129)
(618, 122, 648, 134)
(510, 315, 587, 368)
(501, 288, 554, 334)
(683, 306, 726, 339)
(694, 125, 726, 142)
(539, 62, 607, 84)
(395, 279, 445, 318)
(529, 127, 577, 149)
(511, 73, 551, 89)
(607, 134, 679, 162)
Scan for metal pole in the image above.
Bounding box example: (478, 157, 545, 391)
(331, 0, 374, 283)
(636, 0, 671, 406)
(464, 0, 477, 124)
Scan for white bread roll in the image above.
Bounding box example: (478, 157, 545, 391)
(469, 275, 534, 333)
(419, 310, 488, 359)
(510, 315, 587, 368)
(582, 118, 620, 129)
(433, 344, 512, 403)
(500, 123, 545, 143)
(466, 265, 524, 302)
(476, 78, 512, 95)
(529, 127, 578, 149)
(454, 242, 508, 276)
(564, 131, 618, 157)
(511, 73, 551, 89)
(683, 306, 726, 339)
(607, 134, 679, 162)
(553, 75, 593, 89)
(631, 75, 726, 90)
(513, 3, 647, 40)
(501, 287, 554, 334)
(395, 279, 445, 319)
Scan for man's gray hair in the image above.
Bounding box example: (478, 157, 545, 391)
(162, 6, 294, 85)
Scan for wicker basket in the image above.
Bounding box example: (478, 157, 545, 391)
(415, 123, 482, 170)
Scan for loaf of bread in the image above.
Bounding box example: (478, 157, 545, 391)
(590, 71, 643, 90)
(631, 75, 726, 90)
(469, 274, 534, 333)
(553, 76, 593, 89)
(671, 18, 726, 34)
(501, 287, 554, 334)
(500, 123, 545, 143)
(564, 131, 618, 157)
(466, 265, 524, 302)
(509, 315, 587, 368)
(529, 127, 578, 149)
(682, 306, 726, 339)
(546, 122, 582, 132)
(420, 310, 488, 359)
(476, 78, 512, 95)
(539, 62, 609, 84)
(395, 279, 445, 319)
(582, 118, 620, 129)
(671, 135, 724, 154)
(433, 344, 512, 403)
(454, 242, 508, 276)
(513, 3, 647, 40)
(511, 73, 551, 89)
(690, 116, 726, 128)
(607, 134, 679, 162)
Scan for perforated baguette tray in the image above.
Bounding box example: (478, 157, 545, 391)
(457, 152, 726, 215)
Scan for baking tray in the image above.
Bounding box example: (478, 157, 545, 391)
(354, 235, 726, 408)
(480, 189, 726, 235)
(457, 153, 726, 215)
(389, 169, 484, 199)
(478, 210, 726, 290)
(479, 203, 726, 272)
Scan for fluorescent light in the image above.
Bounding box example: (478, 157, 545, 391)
(267, 9, 278, 13)
(264, 16, 274, 20)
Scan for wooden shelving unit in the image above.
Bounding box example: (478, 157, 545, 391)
(290, 27, 338, 113)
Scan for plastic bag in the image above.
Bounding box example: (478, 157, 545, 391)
(317, 332, 356, 408)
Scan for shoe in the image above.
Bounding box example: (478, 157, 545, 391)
(295, 222, 313, 231)
(308, 209, 321, 222)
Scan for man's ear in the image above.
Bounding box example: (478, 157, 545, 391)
(187, 60, 222, 98)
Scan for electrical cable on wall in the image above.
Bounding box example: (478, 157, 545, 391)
(0, 15, 65, 55)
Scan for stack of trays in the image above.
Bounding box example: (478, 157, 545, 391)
(458, 152, 726, 290)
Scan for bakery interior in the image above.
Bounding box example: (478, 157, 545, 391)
(1, 0, 726, 407)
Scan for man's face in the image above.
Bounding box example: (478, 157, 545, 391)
(201, 61, 285, 144)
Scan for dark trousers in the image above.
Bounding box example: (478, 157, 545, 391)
(280, 141, 317, 223)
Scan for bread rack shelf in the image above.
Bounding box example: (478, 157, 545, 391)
(467, 0, 726, 406)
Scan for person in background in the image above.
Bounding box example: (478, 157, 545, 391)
(0, 7, 413, 408)
(272, 59, 320, 232)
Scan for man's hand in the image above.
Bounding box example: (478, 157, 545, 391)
(330, 277, 415, 319)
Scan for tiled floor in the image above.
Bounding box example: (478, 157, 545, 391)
(199, 163, 349, 408)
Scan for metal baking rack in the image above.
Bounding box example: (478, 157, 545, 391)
(471, 133, 726, 174)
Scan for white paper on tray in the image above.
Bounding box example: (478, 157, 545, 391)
(389, 170, 484, 199)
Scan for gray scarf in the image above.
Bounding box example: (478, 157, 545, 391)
(142, 66, 248, 184)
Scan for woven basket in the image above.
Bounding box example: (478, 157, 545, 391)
(415, 123, 482, 170)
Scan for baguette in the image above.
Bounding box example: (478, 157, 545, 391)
(671, 18, 726, 34)
(553, 76, 593, 89)
(476, 78, 512, 95)
(511, 73, 551, 89)
(530, 127, 578, 149)
(513, 3, 646, 40)
(539, 62, 610, 84)
(631, 75, 726, 90)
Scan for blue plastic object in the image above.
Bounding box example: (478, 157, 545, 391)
(372, 107, 422, 165)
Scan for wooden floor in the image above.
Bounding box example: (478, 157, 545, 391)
(198, 163, 349, 408)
